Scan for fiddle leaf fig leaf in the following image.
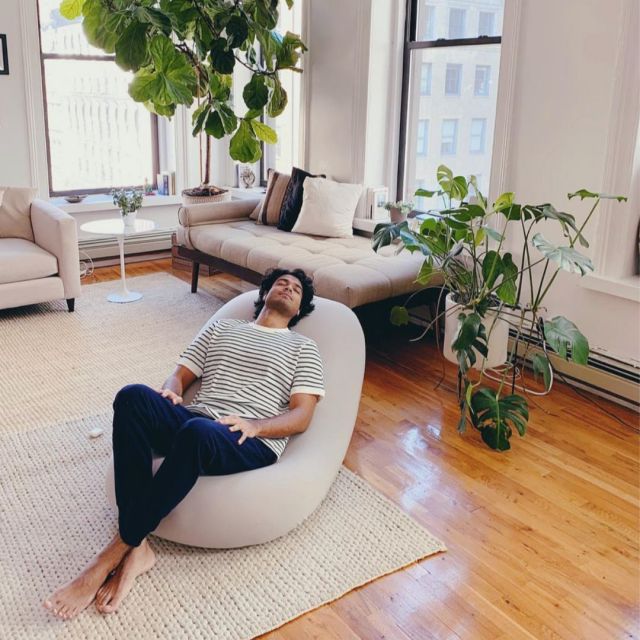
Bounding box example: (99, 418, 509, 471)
(267, 77, 288, 117)
(217, 104, 238, 135)
(225, 15, 249, 47)
(83, 0, 126, 52)
(243, 74, 269, 110)
(250, 120, 277, 144)
(115, 21, 149, 71)
(60, 0, 85, 20)
(204, 110, 225, 139)
(229, 119, 262, 162)
(532, 233, 594, 275)
(210, 37, 236, 74)
(543, 316, 589, 364)
(390, 305, 410, 326)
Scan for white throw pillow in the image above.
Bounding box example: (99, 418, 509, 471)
(0, 186, 37, 241)
(291, 177, 362, 238)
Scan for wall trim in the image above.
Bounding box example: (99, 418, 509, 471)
(592, 0, 639, 279)
(18, 0, 49, 196)
(488, 0, 522, 203)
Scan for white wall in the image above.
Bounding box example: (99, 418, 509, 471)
(497, 0, 640, 363)
(0, 1, 37, 188)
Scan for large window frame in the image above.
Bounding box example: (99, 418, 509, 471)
(396, 0, 501, 198)
(36, 7, 160, 197)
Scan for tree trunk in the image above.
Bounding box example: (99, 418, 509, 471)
(203, 134, 211, 186)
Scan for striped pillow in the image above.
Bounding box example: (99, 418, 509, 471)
(258, 169, 291, 225)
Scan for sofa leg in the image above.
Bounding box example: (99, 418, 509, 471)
(191, 262, 200, 293)
(66, 298, 75, 312)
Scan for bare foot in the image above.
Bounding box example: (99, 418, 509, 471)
(95, 539, 156, 614)
(43, 535, 131, 620)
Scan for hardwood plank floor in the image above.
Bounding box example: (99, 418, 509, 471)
(85, 259, 640, 639)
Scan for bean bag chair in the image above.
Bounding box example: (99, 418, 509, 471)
(106, 291, 365, 548)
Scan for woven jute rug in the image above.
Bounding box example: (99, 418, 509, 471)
(0, 273, 446, 639)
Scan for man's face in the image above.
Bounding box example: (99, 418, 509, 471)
(265, 274, 303, 318)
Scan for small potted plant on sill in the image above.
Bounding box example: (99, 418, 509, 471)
(383, 200, 414, 224)
(111, 188, 144, 229)
(373, 164, 627, 451)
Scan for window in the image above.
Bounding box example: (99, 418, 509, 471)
(420, 63, 432, 95)
(445, 64, 462, 96)
(398, 0, 504, 205)
(441, 119, 458, 155)
(262, 3, 304, 179)
(420, 4, 437, 41)
(478, 11, 496, 36)
(37, 0, 159, 195)
(470, 118, 487, 153)
(449, 8, 466, 39)
(417, 120, 430, 156)
(474, 65, 491, 96)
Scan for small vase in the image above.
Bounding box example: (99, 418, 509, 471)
(123, 210, 137, 229)
(390, 207, 406, 224)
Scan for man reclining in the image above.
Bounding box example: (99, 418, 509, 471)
(44, 268, 324, 619)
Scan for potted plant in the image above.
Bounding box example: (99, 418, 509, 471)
(383, 200, 414, 224)
(59, 0, 307, 203)
(111, 188, 144, 228)
(374, 165, 627, 451)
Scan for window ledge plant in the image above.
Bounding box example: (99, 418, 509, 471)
(374, 165, 627, 451)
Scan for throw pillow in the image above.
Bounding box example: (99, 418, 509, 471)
(291, 177, 363, 239)
(277, 167, 325, 232)
(0, 186, 37, 241)
(249, 200, 262, 221)
(257, 169, 290, 225)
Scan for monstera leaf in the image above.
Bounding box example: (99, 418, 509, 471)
(469, 389, 529, 451)
(451, 312, 489, 374)
(543, 316, 589, 365)
(532, 233, 594, 275)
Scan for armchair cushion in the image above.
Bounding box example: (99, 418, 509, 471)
(0, 238, 58, 284)
(0, 187, 37, 241)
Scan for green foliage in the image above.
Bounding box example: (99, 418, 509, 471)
(111, 188, 143, 215)
(390, 306, 410, 326)
(373, 163, 626, 452)
(59, 0, 307, 166)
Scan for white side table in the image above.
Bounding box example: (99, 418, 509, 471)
(80, 218, 156, 303)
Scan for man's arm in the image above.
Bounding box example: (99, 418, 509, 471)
(219, 393, 319, 444)
(158, 365, 197, 404)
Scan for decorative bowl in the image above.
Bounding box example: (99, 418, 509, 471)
(63, 194, 87, 203)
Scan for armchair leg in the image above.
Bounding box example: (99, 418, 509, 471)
(191, 262, 200, 293)
(66, 298, 75, 312)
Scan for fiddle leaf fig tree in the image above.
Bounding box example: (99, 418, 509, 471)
(60, 0, 306, 191)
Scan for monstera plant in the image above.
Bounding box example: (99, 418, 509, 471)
(374, 165, 627, 451)
(59, 0, 306, 198)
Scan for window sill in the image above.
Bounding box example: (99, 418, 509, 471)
(580, 273, 640, 302)
(53, 194, 183, 215)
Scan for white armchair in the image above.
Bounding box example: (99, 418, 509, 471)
(0, 189, 81, 312)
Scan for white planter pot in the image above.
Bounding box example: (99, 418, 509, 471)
(123, 210, 137, 228)
(443, 293, 509, 370)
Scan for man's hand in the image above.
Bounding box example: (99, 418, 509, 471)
(157, 388, 183, 405)
(218, 415, 261, 445)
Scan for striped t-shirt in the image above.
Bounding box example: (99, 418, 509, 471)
(177, 318, 325, 458)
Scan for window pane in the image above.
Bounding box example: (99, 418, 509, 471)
(418, 4, 437, 40)
(445, 63, 462, 95)
(474, 65, 491, 96)
(478, 11, 496, 36)
(403, 43, 502, 211)
(448, 8, 466, 38)
(43, 60, 154, 192)
(264, 3, 302, 174)
(420, 63, 432, 95)
(417, 119, 429, 156)
(39, 0, 107, 56)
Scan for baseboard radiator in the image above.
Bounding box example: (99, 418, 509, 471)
(509, 330, 640, 411)
(79, 230, 173, 261)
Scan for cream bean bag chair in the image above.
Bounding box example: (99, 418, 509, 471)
(106, 291, 365, 548)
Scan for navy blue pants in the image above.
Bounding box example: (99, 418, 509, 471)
(112, 384, 277, 547)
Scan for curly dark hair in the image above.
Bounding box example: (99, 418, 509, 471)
(253, 268, 315, 328)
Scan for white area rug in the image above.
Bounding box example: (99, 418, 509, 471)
(0, 274, 446, 638)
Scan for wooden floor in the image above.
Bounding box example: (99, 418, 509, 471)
(87, 259, 640, 640)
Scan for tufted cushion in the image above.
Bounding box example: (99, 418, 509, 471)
(186, 220, 429, 308)
(0, 238, 58, 284)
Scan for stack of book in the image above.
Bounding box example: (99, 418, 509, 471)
(156, 172, 176, 196)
